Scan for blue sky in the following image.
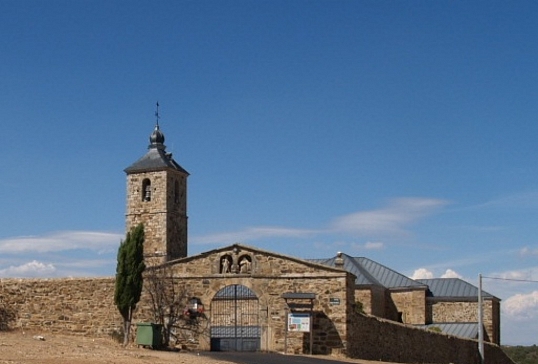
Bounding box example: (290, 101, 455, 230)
(1, 0, 537, 345)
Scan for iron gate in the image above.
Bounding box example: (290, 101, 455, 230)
(210, 284, 260, 351)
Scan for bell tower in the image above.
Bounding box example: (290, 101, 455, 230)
(124, 105, 189, 265)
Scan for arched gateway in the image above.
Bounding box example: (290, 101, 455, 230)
(210, 284, 260, 351)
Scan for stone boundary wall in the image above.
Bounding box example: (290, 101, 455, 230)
(1, 278, 514, 364)
(0, 278, 121, 336)
(347, 313, 514, 364)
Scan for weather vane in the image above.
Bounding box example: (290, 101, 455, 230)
(155, 101, 160, 125)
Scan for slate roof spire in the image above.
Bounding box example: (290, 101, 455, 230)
(149, 102, 165, 148)
(124, 104, 189, 175)
(149, 123, 166, 149)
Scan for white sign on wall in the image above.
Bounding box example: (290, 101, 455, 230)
(287, 313, 311, 332)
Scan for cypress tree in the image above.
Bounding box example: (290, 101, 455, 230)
(114, 223, 145, 346)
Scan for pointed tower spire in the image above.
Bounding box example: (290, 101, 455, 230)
(155, 101, 160, 126)
(149, 102, 165, 149)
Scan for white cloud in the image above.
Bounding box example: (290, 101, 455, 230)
(0, 260, 56, 277)
(330, 198, 448, 236)
(191, 226, 318, 245)
(520, 246, 538, 257)
(364, 241, 385, 250)
(503, 291, 538, 320)
(351, 241, 385, 251)
(470, 191, 538, 210)
(409, 268, 462, 279)
(441, 269, 463, 279)
(411, 268, 434, 279)
(191, 197, 449, 246)
(0, 231, 123, 254)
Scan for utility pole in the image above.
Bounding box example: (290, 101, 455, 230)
(478, 273, 484, 364)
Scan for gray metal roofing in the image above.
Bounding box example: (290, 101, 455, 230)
(309, 254, 426, 289)
(124, 147, 189, 174)
(417, 278, 495, 299)
(418, 322, 479, 340)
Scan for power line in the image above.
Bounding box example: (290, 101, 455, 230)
(482, 276, 538, 283)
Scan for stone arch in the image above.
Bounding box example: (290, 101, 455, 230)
(210, 284, 260, 351)
(142, 178, 151, 201)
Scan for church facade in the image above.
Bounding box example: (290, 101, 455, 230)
(125, 119, 501, 356)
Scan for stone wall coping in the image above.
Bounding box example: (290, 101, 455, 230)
(0, 277, 114, 283)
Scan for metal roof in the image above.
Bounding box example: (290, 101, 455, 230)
(124, 147, 188, 174)
(418, 322, 479, 340)
(417, 278, 496, 299)
(310, 254, 426, 289)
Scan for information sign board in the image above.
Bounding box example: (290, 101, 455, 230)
(287, 313, 311, 332)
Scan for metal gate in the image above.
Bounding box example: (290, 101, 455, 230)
(210, 284, 260, 351)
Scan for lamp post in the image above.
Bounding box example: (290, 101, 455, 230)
(478, 273, 484, 364)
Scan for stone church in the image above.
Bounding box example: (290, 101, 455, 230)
(125, 119, 502, 357)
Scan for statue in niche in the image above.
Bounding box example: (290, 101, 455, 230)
(220, 256, 231, 273)
(239, 256, 252, 274)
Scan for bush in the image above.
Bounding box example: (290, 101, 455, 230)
(0, 299, 16, 331)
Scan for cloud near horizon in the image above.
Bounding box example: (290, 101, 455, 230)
(191, 197, 449, 245)
(0, 231, 123, 254)
(0, 260, 56, 277)
(190, 226, 319, 245)
(503, 291, 538, 320)
(410, 268, 463, 280)
(329, 197, 449, 236)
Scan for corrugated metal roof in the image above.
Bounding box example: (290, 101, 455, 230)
(417, 278, 496, 299)
(309, 254, 426, 289)
(354, 257, 425, 289)
(419, 322, 479, 340)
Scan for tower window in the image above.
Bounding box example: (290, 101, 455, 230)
(142, 179, 151, 201)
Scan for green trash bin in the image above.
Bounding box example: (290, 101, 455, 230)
(136, 322, 162, 349)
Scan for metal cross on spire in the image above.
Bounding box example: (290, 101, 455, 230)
(155, 101, 160, 126)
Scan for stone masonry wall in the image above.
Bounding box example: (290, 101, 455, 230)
(125, 170, 188, 263)
(126, 171, 168, 263)
(135, 247, 354, 355)
(429, 299, 499, 344)
(390, 289, 426, 324)
(346, 313, 514, 364)
(0, 278, 121, 336)
(0, 248, 509, 363)
(355, 288, 372, 314)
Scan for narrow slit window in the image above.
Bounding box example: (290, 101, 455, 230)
(142, 179, 151, 201)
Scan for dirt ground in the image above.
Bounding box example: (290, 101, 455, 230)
(0, 330, 227, 364)
(0, 330, 393, 364)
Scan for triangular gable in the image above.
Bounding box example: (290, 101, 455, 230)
(153, 243, 352, 277)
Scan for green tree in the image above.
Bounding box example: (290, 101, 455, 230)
(114, 223, 146, 346)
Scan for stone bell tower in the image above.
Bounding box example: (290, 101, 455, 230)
(124, 106, 189, 265)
